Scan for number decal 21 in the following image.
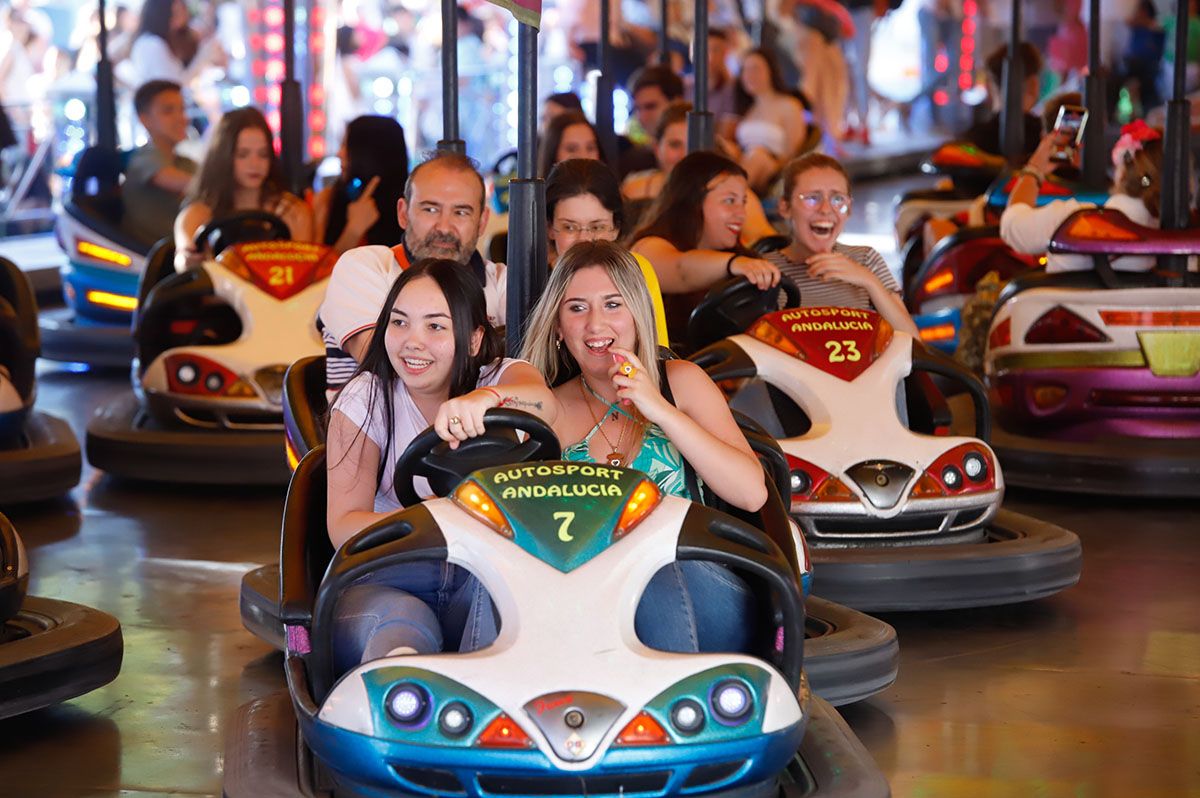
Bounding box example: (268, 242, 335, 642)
(268, 265, 295, 286)
(825, 340, 862, 363)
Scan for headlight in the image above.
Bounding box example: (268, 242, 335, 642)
(386, 682, 429, 726)
(789, 469, 811, 495)
(438, 701, 473, 737)
(941, 465, 963, 490)
(670, 698, 705, 735)
(176, 363, 198, 385)
(963, 452, 987, 482)
(710, 680, 753, 724)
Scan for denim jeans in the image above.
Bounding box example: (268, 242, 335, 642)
(332, 560, 755, 671)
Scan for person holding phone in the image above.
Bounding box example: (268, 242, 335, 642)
(1000, 119, 1165, 274)
(1049, 104, 1088, 164)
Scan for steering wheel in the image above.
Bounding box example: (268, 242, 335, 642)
(686, 275, 801, 351)
(392, 408, 561, 507)
(193, 210, 292, 259)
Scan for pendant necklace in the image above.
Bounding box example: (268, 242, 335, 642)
(578, 376, 629, 466)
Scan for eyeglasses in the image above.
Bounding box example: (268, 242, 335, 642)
(552, 221, 617, 237)
(795, 191, 851, 215)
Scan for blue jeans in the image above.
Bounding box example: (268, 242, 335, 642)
(332, 560, 755, 671)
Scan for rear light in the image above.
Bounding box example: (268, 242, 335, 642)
(814, 477, 856, 502)
(615, 712, 672, 746)
(163, 354, 256, 398)
(1024, 306, 1110, 344)
(872, 318, 895, 356)
(77, 239, 133, 267)
(988, 317, 1011, 350)
(919, 323, 956, 343)
(85, 289, 138, 312)
(1064, 213, 1139, 241)
(1030, 384, 1068, 410)
(475, 714, 533, 748)
(923, 271, 955, 295)
(909, 472, 947, 498)
(750, 318, 805, 358)
(453, 480, 512, 538)
(1098, 310, 1200, 327)
(614, 479, 661, 540)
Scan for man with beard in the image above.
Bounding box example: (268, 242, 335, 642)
(319, 152, 503, 391)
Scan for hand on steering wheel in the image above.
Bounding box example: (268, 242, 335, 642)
(192, 210, 292, 260)
(392, 408, 561, 506)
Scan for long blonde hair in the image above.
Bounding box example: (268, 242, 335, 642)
(520, 241, 661, 390)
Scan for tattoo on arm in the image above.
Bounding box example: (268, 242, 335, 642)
(499, 396, 543, 411)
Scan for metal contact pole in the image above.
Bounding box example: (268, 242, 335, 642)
(439, 0, 465, 152)
(999, 0, 1024, 163)
(1081, 0, 1107, 188)
(505, 23, 546, 354)
(687, 0, 714, 151)
(280, 0, 305, 194)
(596, 0, 617, 164)
(95, 0, 117, 153)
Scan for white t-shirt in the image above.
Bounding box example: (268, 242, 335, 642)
(331, 358, 522, 513)
(1000, 193, 1157, 274)
(130, 34, 186, 84)
(319, 245, 507, 390)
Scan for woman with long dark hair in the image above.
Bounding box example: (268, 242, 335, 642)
(537, 110, 603, 178)
(173, 107, 313, 271)
(130, 0, 223, 86)
(313, 115, 409, 254)
(628, 151, 780, 342)
(326, 259, 554, 668)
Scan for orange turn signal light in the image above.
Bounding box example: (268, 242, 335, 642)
(453, 480, 512, 538)
(815, 476, 857, 502)
(85, 289, 137, 311)
(922, 272, 954, 295)
(476, 714, 534, 748)
(1065, 214, 1138, 241)
(77, 239, 133, 267)
(614, 479, 662, 540)
(750, 319, 804, 359)
(919, 323, 956, 343)
(909, 472, 947, 498)
(615, 711, 671, 746)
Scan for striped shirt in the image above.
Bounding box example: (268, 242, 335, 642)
(766, 243, 900, 310)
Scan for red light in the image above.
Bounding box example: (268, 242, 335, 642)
(1024, 306, 1110, 345)
(310, 86, 325, 103)
(963, 19, 976, 36)
(934, 90, 949, 106)
(959, 74, 973, 90)
(249, 34, 263, 50)
(960, 56, 973, 71)
(310, 139, 326, 158)
(615, 712, 671, 746)
(311, 110, 326, 130)
(311, 34, 324, 51)
(963, 0, 978, 14)
(252, 61, 266, 78)
(267, 111, 281, 131)
(254, 86, 268, 102)
(476, 714, 533, 748)
(247, 8, 261, 23)
(265, 33, 285, 54)
(266, 60, 285, 82)
(935, 53, 949, 73)
(988, 317, 1011, 350)
(1098, 310, 1200, 327)
(264, 7, 284, 27)
(267, 85, 282, 105)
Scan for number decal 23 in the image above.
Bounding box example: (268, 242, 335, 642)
(825, 340, 861, 363)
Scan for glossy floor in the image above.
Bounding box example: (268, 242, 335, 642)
(2, 365, 1198, 798)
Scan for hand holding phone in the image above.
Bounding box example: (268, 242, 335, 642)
(1051, 104, 1088, 163)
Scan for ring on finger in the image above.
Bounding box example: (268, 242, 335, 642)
(449, 416, 462, 426)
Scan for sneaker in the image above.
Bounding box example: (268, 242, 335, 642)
(386, 645, 420, 657)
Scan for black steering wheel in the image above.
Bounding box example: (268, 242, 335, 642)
(392, 408, 561, 507)
(687, 275, 801, 351)
(193, 210, 292, 259)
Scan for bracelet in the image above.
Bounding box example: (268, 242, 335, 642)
(479, 386, 503, 406)
(1015, 166, 1044, 186)
(726, 253, 739, 277)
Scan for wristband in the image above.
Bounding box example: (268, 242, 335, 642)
(726, 253, 739, 277)
(479, 386, 503, 405)
(1015, 166, 1044, 186)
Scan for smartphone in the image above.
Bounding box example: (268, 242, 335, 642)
(1051, 105, 1088, 162)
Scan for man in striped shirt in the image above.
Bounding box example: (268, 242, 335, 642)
(318, 152, 504, 393)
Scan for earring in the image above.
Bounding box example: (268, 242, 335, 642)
(555, 338, 562, 350)
(1141, 174, 1151, 187)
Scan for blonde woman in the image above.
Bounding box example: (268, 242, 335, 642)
(520, 239, 765, 654)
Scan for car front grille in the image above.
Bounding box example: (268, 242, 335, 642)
(476, 771, 672, 796)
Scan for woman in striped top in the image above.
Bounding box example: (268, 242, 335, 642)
(767, 153, 918, 336)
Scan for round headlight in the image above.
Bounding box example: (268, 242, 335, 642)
(670, 698, 705, 735)
(438, 701, 473, 737)
(386, 682, 429, 726)
(789, 469, 811, 495)
(176, 363, 198, 385)
(941, 465, 963, 490)
(711, 680, 753, 724)
(204, 372, 225, 393)
(963, 452, 987, 482)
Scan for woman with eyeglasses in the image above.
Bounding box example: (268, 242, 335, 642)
(769, 153, 917, 335)
(546, 159, 669, 343)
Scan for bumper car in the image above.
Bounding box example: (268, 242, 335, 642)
(0, 257, 81, 505)
(240, 355, 898, 708)
(689, 281, 1082, 611)
(960, 207, 1200, 497)
(41, 146, 149, 368)
(905, 175, 1109, 355)
(224, 412, 889, 798)
(0, 512, 123, 718)
(86, 212, 332, 485)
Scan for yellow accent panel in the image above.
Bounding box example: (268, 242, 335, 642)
(85, 290, 138, 311)
(77, 240, 133, 266)
(992, 350, 1146, 373)
(1137, 332, 1200, 377)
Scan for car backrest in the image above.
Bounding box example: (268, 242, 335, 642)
(279, 445, 334, 634)
(0, 256, 38, 356)
(996, 265, 1171, 308)
(70, 146, 125, 227)
(135, 269, 242, 371)
(284, 355, 329, 458)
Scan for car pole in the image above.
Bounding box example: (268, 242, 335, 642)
(659, 0, 671, 63)
(687, 0, 714, 152)
(439, 0, 466, 153)
(998, 0, 1024, 163)
(596, 0, 618, 165)
(279, 0, 304, 195)
(1160, 0, 1192, 279)
(1081, 0, 1108, 189)
(95, 0, 117, 153)
(505, 20, 547, 354)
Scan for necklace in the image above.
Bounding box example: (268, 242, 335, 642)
(578, 377, 631, 467)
